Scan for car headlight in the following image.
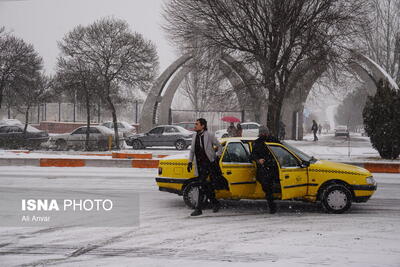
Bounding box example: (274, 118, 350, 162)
(366, 176, 376, 185)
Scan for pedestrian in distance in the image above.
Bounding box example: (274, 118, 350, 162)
(227, 122, 237, 137)
(235, 123, 243, 137)
(318, 124, 322, 135)
(311, 120, 319, 141)
(250, 126, 279, 214)
(187, 118, 222, 216)
(279, 121, 286, 140)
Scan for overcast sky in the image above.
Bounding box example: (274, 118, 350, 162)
(0, 0, 176, 74)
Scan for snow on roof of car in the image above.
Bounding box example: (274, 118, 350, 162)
(96, 125, 115, 134)
(0, 119, 23, 126)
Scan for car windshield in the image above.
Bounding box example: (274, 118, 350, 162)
(281, 141, 316, 162)
(174, 125, 192, 134)
(26, 125, 41, 133)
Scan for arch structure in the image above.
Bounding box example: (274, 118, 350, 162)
(281, 50, 399, 140)
(140, 50, 397, 139)
(139, 53, 264, 133)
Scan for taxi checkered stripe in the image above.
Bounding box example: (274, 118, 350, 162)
(309, 169, 363, 176)
(159, 162, 187, 166)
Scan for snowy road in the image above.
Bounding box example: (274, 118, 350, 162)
(0, 167, 399, 266)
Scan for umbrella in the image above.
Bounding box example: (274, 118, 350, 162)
(221, 116, 241, 123)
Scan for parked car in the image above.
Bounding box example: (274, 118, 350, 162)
(215, 122, 260, 138)
(127, 125, 193, 150)
(101, 121, 136, 137)
(173, 122, 195, 132)
(334, 125, 350, 137)
(156, 137, 377, 214)
(0, 124, 49, 149)
(49, 125, 123, 151)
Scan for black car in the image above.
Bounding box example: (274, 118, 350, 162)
(0, 124, 49, 149)
(127, 125, 193, 150)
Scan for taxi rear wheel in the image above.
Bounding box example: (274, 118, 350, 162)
(321, 184, 352, 214)
(183, 182, 208, 209)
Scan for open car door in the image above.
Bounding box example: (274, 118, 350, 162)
(220, 141, 256, 198)
(268, 144, 308, 200)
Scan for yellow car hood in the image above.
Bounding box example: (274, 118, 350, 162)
(311, 160, 370, 176)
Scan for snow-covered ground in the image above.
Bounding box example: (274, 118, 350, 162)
(287, 133, 398, 163)
(0, 167, 399, 266)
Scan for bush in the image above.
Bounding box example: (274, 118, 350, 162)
(363, 80, 400, 159)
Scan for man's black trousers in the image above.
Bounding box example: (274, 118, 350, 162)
(196, 160, 218, 209)
(257, 165, 275, 205)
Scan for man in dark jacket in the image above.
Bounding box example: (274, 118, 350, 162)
(187, 118, 222, 216)
(250, 126, 279, 214)
(311, 120, 319, 141)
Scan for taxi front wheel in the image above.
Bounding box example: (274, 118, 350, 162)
(321, 184, 352, 214)
(183, 182, 208, 209)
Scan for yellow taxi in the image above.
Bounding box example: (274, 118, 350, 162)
(155, 137, 377, 213)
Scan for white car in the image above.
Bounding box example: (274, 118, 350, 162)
(50, 125, 123, 151)
(334, 125, 350, 137)
(214, 122, 260, 138)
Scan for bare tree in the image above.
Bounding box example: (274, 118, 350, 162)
(179, 46, 228, 111)
(12, 72, 51, 134)
(58, 17, 159, 147)
(164, 0, 369, 135)
(55, 57, 101, 150)
(0, 28, 42, 109)
(360, 0, 400, 83)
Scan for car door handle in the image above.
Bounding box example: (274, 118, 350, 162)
(226, 171, 232, 175)
(285, 175, 290, 179)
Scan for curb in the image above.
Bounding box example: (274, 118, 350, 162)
(112, 152, 153, 159)
(132, 159, 159, 168)
(40, 158, 85, 167)
(343, 162, 400, 174)
(0, 158, 160, 168)
(0, 158, 398, 172)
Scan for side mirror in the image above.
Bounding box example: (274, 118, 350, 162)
(300, 161, 310, 168)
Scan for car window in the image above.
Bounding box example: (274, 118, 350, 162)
(89, 127, 101, 134)
(72, 128, 85, 135)
(247, 124, 259, 130)
(0, 126, 9, 133)
(281, 141, 313, 162)
(241, 124, 248, 130)
(222, 142, 251, 163)
(149, 127, 164, 134)
(175, 126, 192, 134)
(8, 126, 23, 133)
(242, 143, 250, 154)
(183, 123, 194, 130)
(269, 145, 299, 168)
(164, 126, 179, 133)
